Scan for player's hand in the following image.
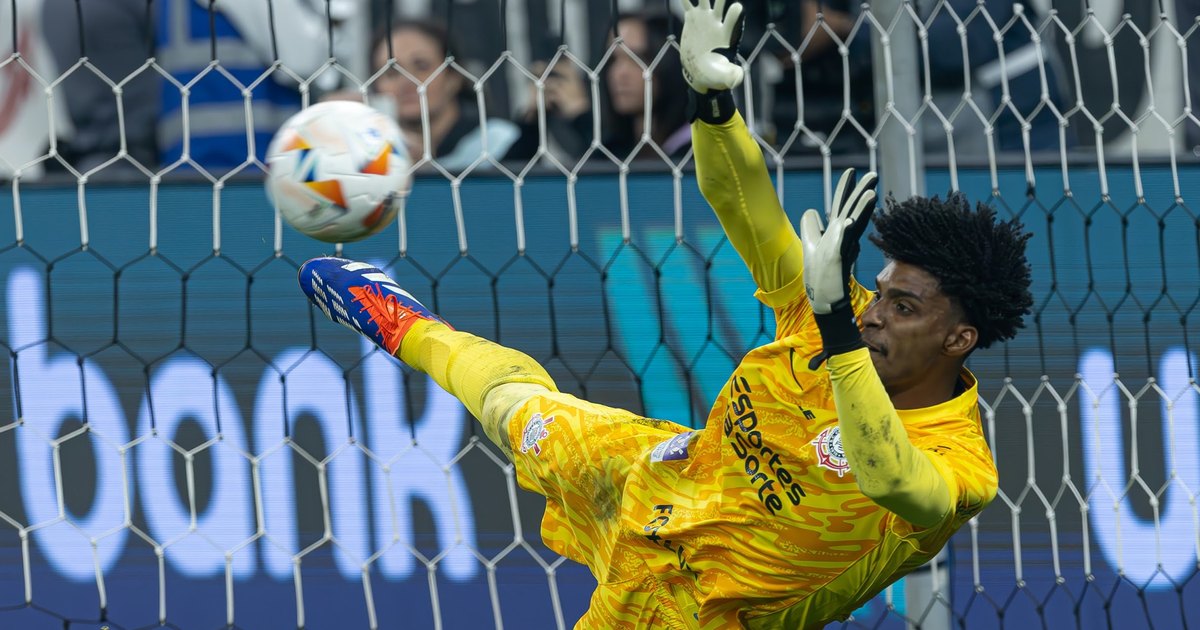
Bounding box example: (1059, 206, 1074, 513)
(800, 169, 878, 315)
(680, 0, 746, 94)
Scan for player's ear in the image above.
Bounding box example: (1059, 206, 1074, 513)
(943, 323, 977, 358)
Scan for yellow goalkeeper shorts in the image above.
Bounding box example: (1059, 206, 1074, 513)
(506, 391, 697, 629)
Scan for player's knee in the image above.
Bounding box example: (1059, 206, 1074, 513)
(481, 382, 551, 456)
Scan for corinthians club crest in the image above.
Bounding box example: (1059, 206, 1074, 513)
(519, 412, 555, 456)
(811, 426, 851, 477)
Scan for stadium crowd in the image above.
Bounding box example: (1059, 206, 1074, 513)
(11, 0, 1086, 179)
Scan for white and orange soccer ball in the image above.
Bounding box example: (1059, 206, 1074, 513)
(265, 101, 411, 243)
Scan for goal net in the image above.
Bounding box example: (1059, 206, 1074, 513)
(0, 0, 1197, 628)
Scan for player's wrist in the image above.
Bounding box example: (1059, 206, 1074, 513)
(688, 88, 737, 125)
(813, 299, 864, 357)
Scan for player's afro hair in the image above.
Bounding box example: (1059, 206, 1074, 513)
(868, 193, 1033, 350)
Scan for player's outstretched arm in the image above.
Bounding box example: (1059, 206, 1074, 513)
(682, 0, 803, 295)
(800, 176, 953, 528)
(826, 352, 953, 527)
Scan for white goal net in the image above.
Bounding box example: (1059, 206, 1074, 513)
(0, 0, 1198, 628)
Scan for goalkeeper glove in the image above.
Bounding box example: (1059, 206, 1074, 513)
(800, 168, 879, 359)
(680, 0, 745, 124)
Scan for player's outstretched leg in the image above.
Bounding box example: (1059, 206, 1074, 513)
(298, 257, 557, 455)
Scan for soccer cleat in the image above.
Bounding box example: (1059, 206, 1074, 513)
(298, 257, 448, 355)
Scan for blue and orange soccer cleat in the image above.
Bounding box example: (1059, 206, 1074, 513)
(298, 257, 448, 355)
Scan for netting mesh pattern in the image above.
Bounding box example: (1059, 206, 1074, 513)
(0, 1, 1199, 629)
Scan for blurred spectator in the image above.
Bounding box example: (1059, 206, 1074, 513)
(42, 0, 158, 174)
(155, 0, 362, 172)
(368, 18, 520, 171)
(750, 0, 1069, 156)
(923, 0, 1070, 154)
(508, 10, 693, 164)
(601, 11, 692, 161)
(748, 0, 874, 153)
(505, 58, 594, 165)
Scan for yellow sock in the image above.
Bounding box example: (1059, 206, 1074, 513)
(398, 320, 557, 445)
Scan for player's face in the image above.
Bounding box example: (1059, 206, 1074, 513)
(374, 28, 463, 124)
(607, 18, 648, 116)
(860, 261, 974, 401)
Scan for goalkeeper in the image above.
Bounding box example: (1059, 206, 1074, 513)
(298, 0, 1033, 626)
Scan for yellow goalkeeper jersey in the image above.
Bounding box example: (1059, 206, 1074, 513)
(508, 113, 998, 629)
(617, 285, 998, 628)
(511, 286, 997, 628)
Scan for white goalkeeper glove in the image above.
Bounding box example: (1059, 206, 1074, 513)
(801, 168, 878, 314)
(680, 0, 745, 94)
(800, 168, 878, 359)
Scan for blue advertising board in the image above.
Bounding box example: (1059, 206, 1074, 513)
(0, 163, 1197, 628)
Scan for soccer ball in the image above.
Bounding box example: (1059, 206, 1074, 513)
(265, 101, 411, 243)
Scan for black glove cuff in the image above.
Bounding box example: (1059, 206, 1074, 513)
(813, 300, 864, 358)
(687, 88, 736, 125)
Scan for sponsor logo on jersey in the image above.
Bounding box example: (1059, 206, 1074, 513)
(642, 504, 695, 575)
(650, 431, 695, 463)
(519, 413, 555, 456)
(811, 426, 851, 477)
(724, 374, 807, 514)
